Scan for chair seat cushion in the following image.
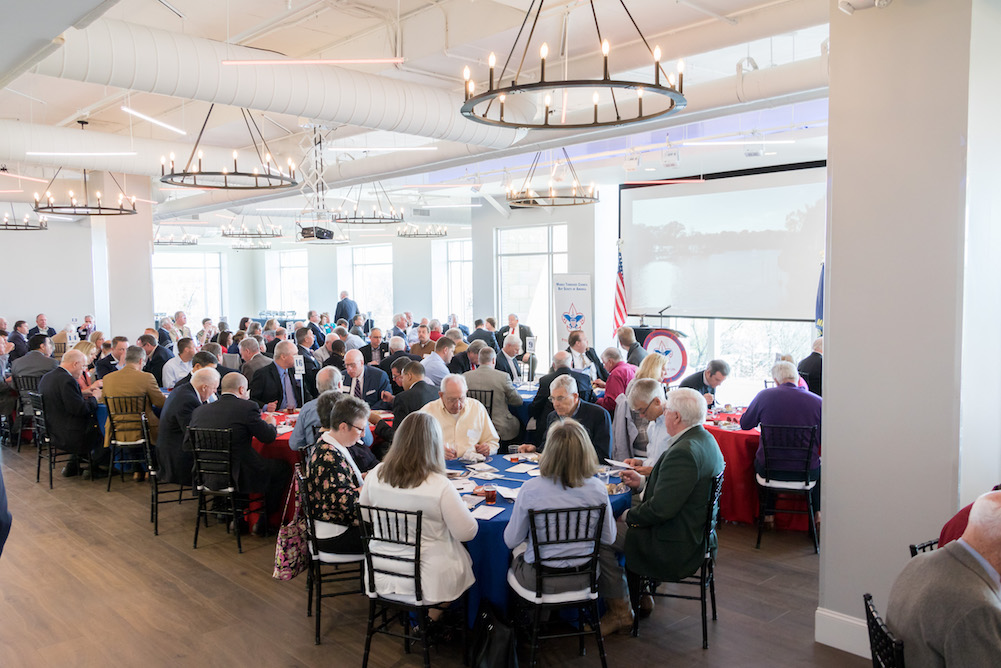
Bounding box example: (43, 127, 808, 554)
(365, 588, 446, 607)
(506, 568, 598, 605)
(755, 474, 817, 491)
(309, 546, 364, 564)
(111, 439, 145, 447)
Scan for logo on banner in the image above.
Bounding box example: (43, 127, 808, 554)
(642, 329, 688, 383)
(561, 303, 585, 331)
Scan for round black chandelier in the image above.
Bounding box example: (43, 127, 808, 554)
(460, 0, 686, 130)
(154, 233, 198, 246)
(1, 212, 48, 231)
(333, 182, 404, 226)
(507, 148, 598, 208)
(221, 221, 284, 239)
(232, 240, 272, 250)
(397, 223, 447, 239)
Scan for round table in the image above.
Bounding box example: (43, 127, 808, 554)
(451, 456, 631, 623)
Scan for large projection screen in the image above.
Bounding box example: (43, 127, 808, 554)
(620, 166, 826, 320)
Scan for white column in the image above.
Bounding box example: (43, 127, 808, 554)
(819, 0, 1001, 657)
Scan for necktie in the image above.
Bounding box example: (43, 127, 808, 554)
(353, 375, 363, 398)
(281, 368, 296, 409)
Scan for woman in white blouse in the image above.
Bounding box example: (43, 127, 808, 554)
(359, 412, 478, 611)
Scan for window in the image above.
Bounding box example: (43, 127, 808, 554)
(265, 250, 309, 316)
(351, 245, 394, 329)
(446, 239, 473, 327)
(152, 252, 223, 324)
(665, 316, 816, 407)
(497, 224, 568, 363)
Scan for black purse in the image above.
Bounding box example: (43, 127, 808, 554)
(471, 606, 518, 668)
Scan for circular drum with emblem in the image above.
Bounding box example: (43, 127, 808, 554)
(642, 329, 688, 383)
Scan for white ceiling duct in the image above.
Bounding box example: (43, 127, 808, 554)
(31, 18, 520, 150)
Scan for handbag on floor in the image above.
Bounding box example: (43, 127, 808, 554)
(272, 473, 308, 581)
(471, 605, 518, 668)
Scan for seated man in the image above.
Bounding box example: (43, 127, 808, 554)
(464, 347, 523, 443)
(294, 326, 321, 398)
(497, 313, 533, 354)
(521, 374, 610, 459)
(446, 314, 470, 340)
(313, 333, 337, 365)
(449, 338, 485, 375)
(421, 336, 455, 388)
(531, 351, 595, 425)
(428, 319, 444, 342)
(288, 366, 373, 456)
(797, 337, 823, 397)
(595, 347, 637, 413)
(157, 367, 219, 485)
(335, 325, 365, 352)
(349, 314, 366, 338)
(95, 336, 128, 379)
(8, 320, 30, 363)
(887, 491, 1001, 666)
(444, 327, 468, 355)
(12, 334, 58, 379)
(200, 343, 239, 377)
(172, 351, 221, 390)
(360, 328, 389, 366)
(138, 333, 175, 388)
(343, 349, 391, 410)
(679, 359, 730, 408)
(467, 318, 499, 352)
(264, 327, 287, 357)
(306, 310, 325, 350)
(161, 337, 195, 389)
(566, 331, 608, 383)
(496, 334, 528, 383)
(601, 388, 725, 634)
(617, 326, 648, 368)
(379, 335, 418, 377)
(939, 483, 1001, 547)
(28, 313, 57, 338)
(38, 349, 108, 477)
(739, 361, 822, 525)
(408, 324, 436, 358)
(321, 339, 347, 372)
(239, 337, 272, 383)
(624, 379, 672, 475)
(421, 373, 499, 459)
(101, 345, 166, 458)
(249, 340, 313, 410)
(186, 373, 290, 533)
(371, 361, 440, 447)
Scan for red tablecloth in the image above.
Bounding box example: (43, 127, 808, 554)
(250, 430, 300, 527)
(704, 423, 809, 531)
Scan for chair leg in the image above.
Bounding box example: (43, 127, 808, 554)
(193, 492, 204, 548)
(807, 491, 819, 553)
(755, 487, 769, 549)
(231, 493, 243, 554)
(106, 444, 115, 492)
(152, 480, 160, 536)
(48, 443, 54, 489)
(418, 610, 431, 668)
(462, 593, 470, 667)
(528, 604, 542, 668)
(362, 600, 377, 668)
(627, 569, 643, 637)
(314, 560, 322, 645)
(35, 440, 42, 483)
(306, 560, 315, 617)
(578, 606, 586, 656)
(700, 567, 709, 649)
(709, 560, 718, 621)
(591, 600, 608, 668)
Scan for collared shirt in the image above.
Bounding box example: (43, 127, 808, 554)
(570, 348, 597, 381)
(644, 421, 696, 467)
(501, 350, 521, 382)
(421, 352, 450, 388)
(161, 356, 193, 389)
(349, 367, 366, 399)
(278, 365, 297, 410)
(420, 398, 499, 457)
(345, 333, 365, 351)
(958, 538, 1001, 588)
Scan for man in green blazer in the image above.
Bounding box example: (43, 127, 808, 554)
(599, 384, 725, 635)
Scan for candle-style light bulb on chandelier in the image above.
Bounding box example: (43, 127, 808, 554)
(397, 223, 448, 239)
(507, 148, 598, 208)
(160, 105, 298, 190)
(33, 121, 138, 216)
(334, 181, 404, 225)
(1, 210, 48, 231)
(232, 240, 272, 250)
(460, 0, 686, 130)
(153, 230, 198, 246)
(220, 218, 285, 239)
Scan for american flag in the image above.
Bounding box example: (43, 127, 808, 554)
(613, 241, 627, 336)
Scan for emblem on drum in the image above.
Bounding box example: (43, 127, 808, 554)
(642, 329, 688, 383)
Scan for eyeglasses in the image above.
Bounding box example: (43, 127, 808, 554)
(549, 393, 575, 403)
(349, 423, 366, 434)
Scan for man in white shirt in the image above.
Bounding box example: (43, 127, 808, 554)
(335, 326, 365, 352)
(421, 337, 455, 388)
(161, 337, 196, 389)
(623, 378, 673, 476)
(497, 334, 524, 383)
(421, 374, 499, 459)
(566, 331, 608, 383)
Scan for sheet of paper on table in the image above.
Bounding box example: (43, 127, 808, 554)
(604, 458, 634, 470)
(506, 463, 538, 474)
(471, 505, 505, 520)
(466, 463, 498, 473)
(497, 486, 519, 501)
(276, 425, 294, 435)
(471, 472, 503, 480)
(452, 479, 476, 493)
(462, 495, 484, 508)
(526, 469, 542, 477)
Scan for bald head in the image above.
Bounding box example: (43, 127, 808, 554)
(274, 340, 297, 368)
(60, 349, 88, 378)
(552, 351, 571, 369)
(220, 373, 248, 395)
(191, 368, 221, 402)
(962, 490, 1001, 572)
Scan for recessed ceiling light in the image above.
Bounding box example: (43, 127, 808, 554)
(121, 106, 186, 135)
(223, 58, 405, 66)
(329, 146, 438, 152)
(26, 151, 137, 157)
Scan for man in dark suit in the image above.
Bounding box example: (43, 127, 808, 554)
(306, 311, 325, 351)
(138, 334, 174, 387)
(531, 351, 596, 424)
(38, 349, 109, 477)
(11, 334, 58, 379)
(466, 319, 499, 352)
(186, 373, 290, 531)
(200, 343, 240, 378)
(294, 327, 321, 398)
(602, 387, 725, 634)
(264, 327, 288, 357)
(7, 321, 30, 363)
(157, 367, 219, 485)
(334, 290, 359, 324)
(249, 340, 313, 410)
(379, 337, 419, 378)
(238, 338, 272, 384)
(679, 359, 730, 408)
(797, 337, 823, 397)
(566, 331, 609, 382)
(344, 349, 391, 410)
(370, 361, 440, 455)
(496, 314, 534, 353)
(535, 375, 610, 458)
(27, 313, 57, 338)
(359, 328, 390, 366)
(496, 334, 538, 383)
(449, 339, 485, 375)
(320, 339, 347, 372)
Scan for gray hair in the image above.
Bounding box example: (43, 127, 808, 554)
(275, 340, 297, 358)
(444, 328, 463, 342)
(601, 347, 623, 363)
(441, 373, 467, 393)
(389, 336, 406, 352)
(316, 390, 342, 430)
(770, 361, 799, 384)
(238, 337, 260, 354)
(549, 373, 578, 396)
(503, 334, 521, 350)
(263, 329, 277, 342)
(316, 366, 343, 393)
(665, 387, 707, 428)
(552, 351, 571, 369)
(428, 319, 442, 332)
(467, 339, 486, 355)
(334, 326, 349, 338)
(707, 359, 730, 377)
(478, 347, 496, 365)
(124, 345, 147, 365)
(191, 367, 221, 389)
(812, 337, 823, 354)
(627, 378, 664, 411)
(221, 372, 248, 394)
(159, 316, 173, 328)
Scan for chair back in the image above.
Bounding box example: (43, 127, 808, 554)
(53, 342, 67, 356)
(105, 395, 150, 446)
(703, 467, 726, 555)
(296, 467, 321, 554)
(188, 427, 236, 492)
(763, 379, 776, 389)
(526, 505, 606, 597)
(467, 389, 494, 415)
(28, 392, 50, 446)
(863, 593, 905, 668)
(14, 375, 43, 415)
(358, 504, 424, 602)
(908, 538, 938, 558)
(222, 353, 241, 369)
(759, 424, 818, 482)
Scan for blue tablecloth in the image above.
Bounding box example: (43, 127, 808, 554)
(454, 456, 630, 623)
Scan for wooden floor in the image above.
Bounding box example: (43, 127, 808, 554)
(0, 443, 866, 667)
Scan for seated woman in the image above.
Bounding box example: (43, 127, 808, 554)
(72, 341, 99, 391)
(308, 386, 378, 473)
(611, 352, 670, 463)
(89, 331, 105, 360)
(505, 419, 616, 595)
(779, 354, 809, 389)
(305, 395, 371, 554)
(359, 412, 477, 612)
(217, 330, 233, 351)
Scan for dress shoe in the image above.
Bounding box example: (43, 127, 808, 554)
(638, 594, 655, 618)
(600, 598, 635, 636)
(133, 471, 146, 482)
(252, 520, 267, 537)
(228, 518, 249, 534)
(61, 461, 80, 477)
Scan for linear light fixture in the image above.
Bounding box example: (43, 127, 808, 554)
(222, 58, 405, 66)
(121, 106, 187, 135)
(623, 178, 705, 185)
(256, 207, 315, 212)
(27, 151, 137, 157)
(329, 146, 438, 152)
(0, 189, 24, 193)
(395, 184, 471, 189)
(417, 203, 482, 209)
(679, 140, 795, 146)
(0, 170, 48, 184)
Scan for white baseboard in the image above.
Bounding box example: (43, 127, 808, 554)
(815, 607, 871, 659)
